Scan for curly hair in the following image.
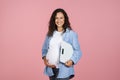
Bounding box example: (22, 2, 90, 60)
(47, 8, 72, 37)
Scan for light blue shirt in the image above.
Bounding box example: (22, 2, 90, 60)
(42, 28, 82, 78)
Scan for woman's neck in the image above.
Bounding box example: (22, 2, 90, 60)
(57, 27, 64, 32)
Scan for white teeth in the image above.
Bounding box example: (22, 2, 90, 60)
(57, 23, 61, 25)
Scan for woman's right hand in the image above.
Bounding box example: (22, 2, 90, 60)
(43, 57, 56, 68)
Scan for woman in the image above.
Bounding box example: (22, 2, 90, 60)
(42, 8, 82, 80)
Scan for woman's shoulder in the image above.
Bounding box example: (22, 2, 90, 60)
(68, 29, 78, 36)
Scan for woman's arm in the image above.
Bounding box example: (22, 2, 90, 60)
(70, 31, 82, 65)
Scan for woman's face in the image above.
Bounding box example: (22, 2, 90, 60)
(55, 12, 65, 28)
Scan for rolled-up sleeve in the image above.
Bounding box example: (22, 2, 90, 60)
(42, 36, 49, 59)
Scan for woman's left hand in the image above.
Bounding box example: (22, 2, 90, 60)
(65, 60, 73, 67)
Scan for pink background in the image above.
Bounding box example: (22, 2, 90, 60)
(0, 0, 120, 80)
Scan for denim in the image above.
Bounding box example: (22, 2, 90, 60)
(49, 68, 69, 80)
(42, 28, 82, 78)
(50, 76, 69, 80)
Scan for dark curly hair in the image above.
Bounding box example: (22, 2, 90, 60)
(47, 8, 72, 37)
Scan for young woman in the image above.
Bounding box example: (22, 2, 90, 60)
(42, 8, 82, 80)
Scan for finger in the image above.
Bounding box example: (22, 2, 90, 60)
(47, 62, 56, 68)
(49, 65, 56, 68)
(65, 62, 69, 66)
(51, 65, 56, 68)
(45, 60, 49, 66)
(65, 62, 72, 67)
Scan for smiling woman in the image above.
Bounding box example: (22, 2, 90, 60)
(42, 8, 82, 80)
(55, 12, 65, 30)
(1, 0, 120, 80)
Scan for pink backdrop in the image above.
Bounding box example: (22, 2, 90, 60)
(0, 0, 120, 80)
